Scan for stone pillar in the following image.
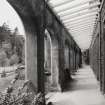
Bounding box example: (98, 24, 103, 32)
(58, 36, 65, 91)
(70, 48, 74, 74)
(72, 49, 76, 72)
(64, 45, 70, 69)
(51, 39, 61, 91)
(26, 29, 38, 91)
(69, 48, 71, 71)
(74, 48, 77, 72)
(35, 7, 45, 95)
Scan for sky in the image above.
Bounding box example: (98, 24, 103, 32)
(0, 0, 25, 35)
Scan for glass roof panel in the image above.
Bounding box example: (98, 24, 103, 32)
(48, 0, 100, 50)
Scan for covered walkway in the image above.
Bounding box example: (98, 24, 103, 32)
(47, 66, 105, 105)
(0, 0, 105, 105)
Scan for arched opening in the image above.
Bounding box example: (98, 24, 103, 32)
(64, 40, 71, 71)
(44, 29, 52, 92)
(64, 43, 70, 69)
(44, 29, 60, 92)
(64, 40, 71, 83)
(6, 0, 49, 96)
(0, 0, 26, 92)
(51, 36, 60, 91)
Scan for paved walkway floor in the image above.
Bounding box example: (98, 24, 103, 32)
(48, 66, 105, 105)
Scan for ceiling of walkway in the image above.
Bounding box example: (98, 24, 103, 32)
(48, 0, 100, 51)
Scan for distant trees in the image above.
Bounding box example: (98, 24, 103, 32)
(0, 23, 25, 67)
(0, 48, 9, 67)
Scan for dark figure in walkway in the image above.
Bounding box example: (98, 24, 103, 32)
(62, 68, 73, 91)
(64, 68, 72, 82)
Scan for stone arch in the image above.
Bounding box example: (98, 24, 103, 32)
(0, 1, 26, 69)
(44, 29, 52, 92)
(7, 0, 42, 92)
(45, 29, 60, 92)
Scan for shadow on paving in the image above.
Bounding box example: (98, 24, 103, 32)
(62, 74, 99, 92)
(48, 66, 105, 105)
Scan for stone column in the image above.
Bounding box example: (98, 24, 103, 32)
(58, 33, 65, 91)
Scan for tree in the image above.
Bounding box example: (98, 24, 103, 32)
(0, 23, 25, 65)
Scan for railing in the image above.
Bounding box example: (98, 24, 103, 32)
(0, 66, 18, 74)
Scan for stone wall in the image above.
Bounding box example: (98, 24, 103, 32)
(90, 0, 105, 94)
(7, 0, 82, 92)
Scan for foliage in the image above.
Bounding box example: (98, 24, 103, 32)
(0, 65, 45, 105)
(0, 23, 25, 66)
(0, 49, 9, 67)
(0, 77, 45, 105)
(0, 23, 11, 42)
(9, 54, 19, 65)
